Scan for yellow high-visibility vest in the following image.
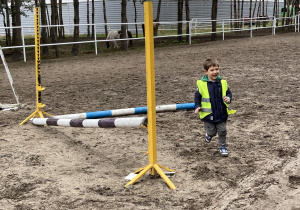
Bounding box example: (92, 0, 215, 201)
(197, 79, 236, 119)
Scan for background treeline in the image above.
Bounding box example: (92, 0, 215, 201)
(0, 0, 299, 60)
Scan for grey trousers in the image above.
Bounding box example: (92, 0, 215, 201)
(204, 121, 227, 147)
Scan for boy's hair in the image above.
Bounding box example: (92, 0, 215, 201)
(203, 59, 219, 71)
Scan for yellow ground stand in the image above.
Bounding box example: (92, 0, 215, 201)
(125, 1, 176, 190)
(20, 7, 51, 125)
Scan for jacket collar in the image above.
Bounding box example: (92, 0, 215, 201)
(201, 75, 221, 82)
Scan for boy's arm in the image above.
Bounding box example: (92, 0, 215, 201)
(224, 88, 233, 103)
(194, 89, 201, 109)
(194, 89, 203, 113)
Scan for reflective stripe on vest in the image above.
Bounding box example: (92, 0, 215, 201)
(197, 79, 236, 119)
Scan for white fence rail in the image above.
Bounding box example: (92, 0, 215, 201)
(1, 15, 299, 62)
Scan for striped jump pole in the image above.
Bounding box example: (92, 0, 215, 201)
(30, 117, 147, 128)
(52, 103, 195, 119)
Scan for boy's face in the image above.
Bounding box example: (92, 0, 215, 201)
(204, 65, 219, 82)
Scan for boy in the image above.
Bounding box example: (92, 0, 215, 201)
(194, 59, 236, 157)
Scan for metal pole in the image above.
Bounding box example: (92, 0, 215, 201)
(21, 27, 26, 62)
(94, 24, 97, 55)
(20, 7, 51, 125)
(222, 20, 225, 40)
(189, 21, 192, 45)
(125, 0, 176, 190)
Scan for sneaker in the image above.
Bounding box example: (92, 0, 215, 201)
(205, 133, 212, 143)
(219, 147, 228, 157)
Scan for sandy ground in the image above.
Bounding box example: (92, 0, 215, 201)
(1, 32, 300, 210)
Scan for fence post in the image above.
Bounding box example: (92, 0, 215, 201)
(94, 24, 97, 55)
(189, 21, 192, 45)
(21, 26, 26, 62)
(222, 20, 225, 40)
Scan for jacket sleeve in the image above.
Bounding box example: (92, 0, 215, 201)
(194, 88, 201, 110)
(226, 88, 233, 103)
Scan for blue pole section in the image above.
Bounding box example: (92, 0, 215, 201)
(86, 110, 112, 119)
(52, 103, 196, 119)
(176, 103, 195, 110)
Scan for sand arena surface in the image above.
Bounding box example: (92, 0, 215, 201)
(1, 33, 300, 209)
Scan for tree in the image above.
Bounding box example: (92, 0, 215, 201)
(133, 0, 138, 37)
(0, 0, 11, 46)
(87, 0, 90, 38)
(51, 0, 59, 57)
(211, 0, 218, 41)
(58, 0, 64, 38)
(177, 0, 183, 42)
(249, 0, 252, 18)
(11, 0, 22, 61)
(185, 0, 190, 43)
(296, 0, 299, 16)
(121, 0, 128, 51)
(91, 0, 95, 38)
(72, 0, 79, 55)
(5, 0, 11, 46)
(40, 0, 48, 55)
(103, 0, 108, 37)
(154, 0, 162, 36)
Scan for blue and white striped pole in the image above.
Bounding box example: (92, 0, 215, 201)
(30, 117, 147, 128)
(52, 103, 195, 119)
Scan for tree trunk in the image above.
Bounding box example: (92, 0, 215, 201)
(249, 0, 252, 18)
(46, 5, 51, 37)
(252, 0, 257, 19)
(5, 0, 11, 46)
(231, 0, 233, 28)
(87, 0, 90, 38)
(256, 0, 261, 27)
(177, 0, 183, 42)
(241, 0, 244, 28)
(234, 0, 237, 29)
(154, 0, 162, 36)
(55, 1, 59, 36)
(40, 0, 49, 55)
(0, 2, 8, 46)
(282, 0, 286, 26)
(185, 0, 190, 43)
(238, 0, 240, 20)
(59, 0, 65, 39)
(92, 0, 95, 38)
(262, 0, 265, 16)
(103, 0, 108, 37)
(72, 0, 80, 55)
(296, 0, 299, 15)
(133, 0, 138, 38)
(51, 0, 59, 57)
(211, 0, 218, 40)
(11, 0, 22, 61)
(121, 0, 128, 51)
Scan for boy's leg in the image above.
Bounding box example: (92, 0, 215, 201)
(204, 122, 217, 138)
(216, 121, 227, 147)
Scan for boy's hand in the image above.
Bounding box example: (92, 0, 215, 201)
(194, 107, 203, 113)
(223, 96, 231, 103)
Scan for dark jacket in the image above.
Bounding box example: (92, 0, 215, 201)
(194, 75, 232, 123)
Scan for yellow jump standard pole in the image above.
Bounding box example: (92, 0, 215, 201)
(125, 0, 176, 190)
(20, 7, 51, 125)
